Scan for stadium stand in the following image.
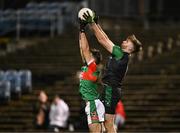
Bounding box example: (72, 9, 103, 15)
(0, 71, 5, 81)
(0, 0, 180, 132)
(123, 75, 180, 132)
(0, 1, 87, 37)
(0, 69, 32, 102)
(4, 70, 21, 99)
(18, 70, 32, 94)
(0, 81, 11, 104)
(0, 20, 179, 132)
(0, 25, 180, 132)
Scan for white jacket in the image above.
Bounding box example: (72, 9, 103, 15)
(49, 99, 69, 128)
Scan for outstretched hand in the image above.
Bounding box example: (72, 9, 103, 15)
(82, 11, 95, 23)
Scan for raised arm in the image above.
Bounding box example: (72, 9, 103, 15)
(79, 33, 85, 63)
(83, 11, 124, 59)
(90, 23, 114, 53)
(78, 18, 94, 64)
(79, 32, 93, 64)
(82, 12, 114, 53)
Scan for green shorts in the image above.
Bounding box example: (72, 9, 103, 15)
(102, 84, 121, 114)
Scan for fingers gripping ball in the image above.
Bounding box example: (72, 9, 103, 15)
(78, 8, 94, 23)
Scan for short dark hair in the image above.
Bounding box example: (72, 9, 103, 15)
(90, 49, 102, 65)
(127, 34, 142, 53)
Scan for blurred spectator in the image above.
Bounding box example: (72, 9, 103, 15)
(33, 90, 50, 130)
(147, 45, 154, 58)
(115, 100, 126, 130)
(157, 41, 163, 54)
(167, 37, 173, 50)
(49, 95, 69, 132)
(176, 34, 180, 46)
(137, 50, 144, 61)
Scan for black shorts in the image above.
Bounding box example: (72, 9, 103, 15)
(101, 84, 121, 114)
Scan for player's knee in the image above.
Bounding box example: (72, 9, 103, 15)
(104, 120, 116, 132)
(89, 123, 101, 133)
(104, 121, 113, 128)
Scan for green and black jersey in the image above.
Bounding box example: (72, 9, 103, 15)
(102, 45, 129, 87)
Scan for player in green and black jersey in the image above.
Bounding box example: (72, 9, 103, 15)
(82, 12, 142, 133)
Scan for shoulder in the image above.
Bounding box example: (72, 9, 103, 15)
(61, 100, 69, 110)
(87, 59, 96, 66)
(61, 100, 68, 107)
(87, 59, 97, 70)
(112, 45, 124, 60)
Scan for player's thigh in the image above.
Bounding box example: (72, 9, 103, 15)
(105, 114, 115, 126)
(102, 85, 121, 114)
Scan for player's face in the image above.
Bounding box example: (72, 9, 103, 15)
(121, 39, 134, 52)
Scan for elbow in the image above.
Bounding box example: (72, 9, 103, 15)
(82, 45, 89, 52)
(81, 48, 89, 57)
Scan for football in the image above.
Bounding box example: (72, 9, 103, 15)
(78, 8, 94, 21)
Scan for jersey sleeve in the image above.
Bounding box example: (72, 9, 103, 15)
(87, 60, 97, 72)
(80, 60, 98, 82)
(112, 45, 124, 60)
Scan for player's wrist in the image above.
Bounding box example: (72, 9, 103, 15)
(86, 17, 94, 23)
(80, 28, 85, 33)
(93, 11, 99, 24)
(79, 18, 87, 32)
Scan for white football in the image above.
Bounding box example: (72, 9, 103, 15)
(78, 8, 94, 21)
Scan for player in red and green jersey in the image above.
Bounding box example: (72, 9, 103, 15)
(82, 12, 142, 133)
(78, 18, 105, 133)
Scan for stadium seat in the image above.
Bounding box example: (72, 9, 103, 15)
(0, 1, 83, 35)
(0, 81, 11, 104)
(18, 70, 32, 94)
(25, 2, 38, 10)
(0, 70, 5, 81)
(3, 9, 16, 20)
(5, 70, 21, 99)
(38, 2, 49, 10)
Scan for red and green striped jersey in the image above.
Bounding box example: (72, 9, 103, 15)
(79, 60, 100, 101)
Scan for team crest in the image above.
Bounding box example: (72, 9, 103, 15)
(90, 111, 99, 121)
